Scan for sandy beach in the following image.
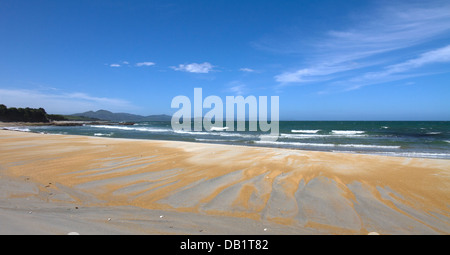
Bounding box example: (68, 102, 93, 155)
(0, 129, 449, 235)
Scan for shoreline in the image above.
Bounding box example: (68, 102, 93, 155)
(0, 129, 449, 234)
(2, 122, 449, 161)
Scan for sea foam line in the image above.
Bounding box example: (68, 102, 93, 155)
(255, 140, 400, 149)
(195, 138, 241, 142)
(2, 127, 31, 132)
(370, 151, 450, 159)
(331, 130, 365, 135)
(175, 130, 256, 138)
(255, 141, 336, 147)
(337, 144, 400, 149)
(90, 125, 169, 132)
(94, 133, 113, 136)
(280, 133, 366, 139)
(291, 130, 320, 134)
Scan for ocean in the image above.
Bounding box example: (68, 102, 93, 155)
(13, 121, 450, 160)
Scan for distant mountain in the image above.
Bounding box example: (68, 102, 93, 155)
(71, 110, 171, 122)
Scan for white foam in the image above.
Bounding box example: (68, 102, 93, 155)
(91, 125, 169, 132)
(291, 129, 320, 134)
(218, 132, 255, 138)
(332, 130, 365, 135)
(255, 140, 336, 147)
(2, 127, 31, 132)
(94, 133, 113, 136)
(280, 133, 366, 139)
(337, 144, 400, 149)
(174, 130, 212, 136)
(371, 151, 450, 159)
(195, 138, 240, 142)
(281, 133, 326, 139)
(256, 141, 401, 150)
(175, 130, 255, 138)
(426, 132, 441, 135)
(210, 127, 229, 131)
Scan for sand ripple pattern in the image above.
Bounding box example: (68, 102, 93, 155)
(1, 130, 449, 234)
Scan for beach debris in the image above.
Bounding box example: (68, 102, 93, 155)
(263, 228, 267, 232)
(28, 211, 32, 214)
(160, 215, 164, 219)
(107, 218, 111, 221)
(67, 232, 80, 235)
(368, 232, 380, 235)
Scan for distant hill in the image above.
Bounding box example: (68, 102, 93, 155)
(71, 110, 171, 122)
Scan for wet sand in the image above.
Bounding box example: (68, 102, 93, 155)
(0, 129, 449, 234)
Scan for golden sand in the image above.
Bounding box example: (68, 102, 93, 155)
(0, 130, 449, 234)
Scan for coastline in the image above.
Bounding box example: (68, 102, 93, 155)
(0, 129, 449, 234)
(3, 120, 449, 161)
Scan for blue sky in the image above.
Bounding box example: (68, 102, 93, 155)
(0, 0, 449, 120)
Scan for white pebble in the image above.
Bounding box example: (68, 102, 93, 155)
(67, 232, 80, 235)
(368, 232, 380, 235)
(160, 215, 164, 218)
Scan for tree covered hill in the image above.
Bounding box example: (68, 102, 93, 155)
(0, 104, 50, 122)
(0, 105, 170, 123)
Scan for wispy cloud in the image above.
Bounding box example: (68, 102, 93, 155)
(343, 44, 450, 90)
(136, 62, 156, 67)
(108, 61, 155, 68)
(0, 89, 137, 114)
(275, 63, 359, 83)
(383, 44, 450, 74)
(273, 1, 450, 90)
(239, 67, 255, 72)
(227, 81, 248, 95)
(171, 62, 214, 73)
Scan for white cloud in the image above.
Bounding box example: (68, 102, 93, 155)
(239, 68, 255, 72)
(136, 62, 156, 67)
(275, 64, 357, 83)
(110, 64, 121, 67)
(273, 2, 450, 88)
(227, 81, 248, 95)
(171, 62, 214, 73)
(342, 44, 450, 90)
(385, 44, 450, 73)
(0, 89, 136, 114)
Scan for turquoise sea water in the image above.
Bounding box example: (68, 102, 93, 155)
(13, 121, 450, 159)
